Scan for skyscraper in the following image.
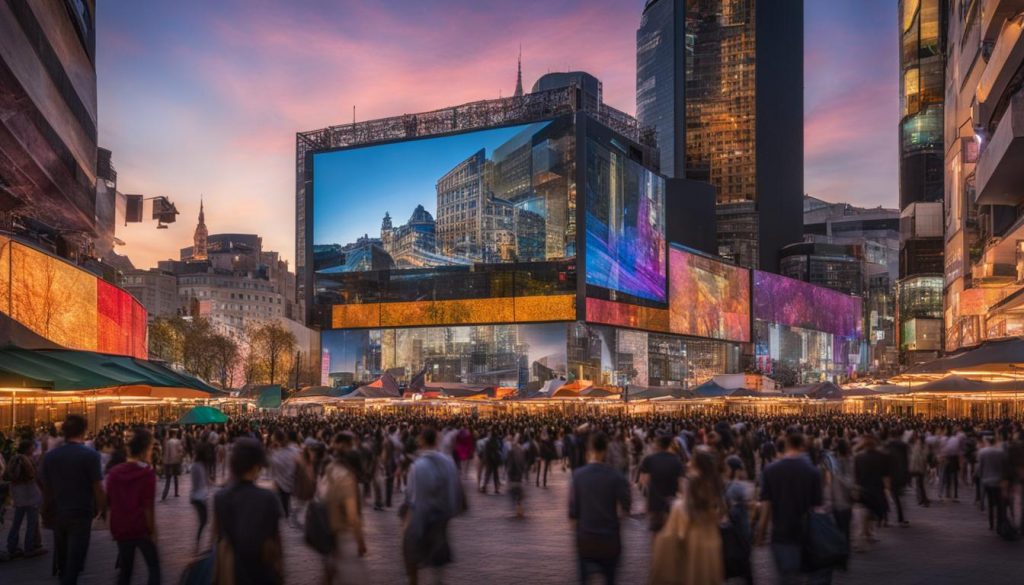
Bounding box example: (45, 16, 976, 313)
(636, 0, 804, 272)
(897, 0, 946, 364)
(943, 0, 1024, 353)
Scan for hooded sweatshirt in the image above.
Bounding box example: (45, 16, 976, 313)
(105, 460, 156, 541)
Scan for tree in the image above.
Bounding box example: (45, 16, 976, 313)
(148, 317, 185, 363)
(246, 321, 297, 387)
(208, 333, 240, 389)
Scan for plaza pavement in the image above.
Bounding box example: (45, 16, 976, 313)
(0, 465, 1020, 585)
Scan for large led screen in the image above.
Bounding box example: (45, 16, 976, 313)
(313, 119, 574, 273)
(584, 137, 666, 302)
(322, 323, 569, 389)
(0, 236, 148, 359)
(669, 247, 750, 342)
(753, 271, 862, 338)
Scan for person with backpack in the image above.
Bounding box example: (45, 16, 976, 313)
(482, 429, 503, 495)
(314, 432, 367, 585)
(5, 439, 46, 559)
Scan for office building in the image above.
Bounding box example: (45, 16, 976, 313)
(897, 0, 946, 364)
(943, 0, 1024, 352)
(0, 1, 99, 259)
(299, 87, 863, 392)
(638, 0, 803, 271)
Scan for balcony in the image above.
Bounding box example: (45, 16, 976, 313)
(976, 90, 1024, 205)
(981, 0, 1024, 42)
(970, 214, 1024, 284)
(975, 14, 1024, 129)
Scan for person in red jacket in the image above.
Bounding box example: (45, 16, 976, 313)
(105, 428, 160, 585)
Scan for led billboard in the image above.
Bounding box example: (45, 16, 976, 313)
(753, 271, 862, 338)
(322, 323, 569, 389)
(584, 137, 666, 302)
(0, 236, 148, 359)
(669, 247, 750, 342)
(312, 117, 578, 328)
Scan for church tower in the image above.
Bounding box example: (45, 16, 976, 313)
(193, 198, 208, 260)
(514, 46, 523, 98)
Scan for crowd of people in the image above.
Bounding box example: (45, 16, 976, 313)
(0, 410, 1022, 584)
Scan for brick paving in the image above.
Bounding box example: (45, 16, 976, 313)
(1, 467, 1020, 585)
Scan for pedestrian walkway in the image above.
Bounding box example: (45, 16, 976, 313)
(0, 469, 1018, 584)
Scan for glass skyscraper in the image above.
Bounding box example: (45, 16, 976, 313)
(636, 0, 804, 272)
(897, 0, 945, 364)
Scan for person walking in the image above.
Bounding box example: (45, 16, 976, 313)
(106, 428, 160, 585)
(213, 437, 284, 585)
(757, 429, 830, 585)
(638, 434, 685, 533)
(908, 433, 930, 507)
(649, 446, 725, 585)
(5, 439, 46, 559)
(190, 439, 213, 551)
(161, 429, 183, 501)
(506, 433, 527, 518)
(268, 430, 299, 523)
(317, 432, 368, 585)
(976, 434, 1007, 531)
(40, 415, 105, 585)
(569, 432, 631, 585)
(482, 429, 503, 495)
(538, 429, 557, 488)
(402, 427, 464, 585)
(885, 429, 910, 526)
(854, 434, 891, 547)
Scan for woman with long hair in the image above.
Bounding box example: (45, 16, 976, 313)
(650, 446, 725, 585)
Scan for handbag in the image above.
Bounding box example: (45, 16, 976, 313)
(304, 500, 335, 555)
(801, 511, 849, 571)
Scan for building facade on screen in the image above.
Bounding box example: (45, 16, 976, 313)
(897, 0, 946, 365)
(942, 1, 1024, 353)
(636, 0, 804, 272)
(298, 85, 864, 392)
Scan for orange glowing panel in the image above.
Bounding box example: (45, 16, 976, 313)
(7, 241, 97, 351)
(381, 297, 515, 327)
(585, 298, 669, 332)
(513, 294, 577, 322)
(332, 303, 381, 329)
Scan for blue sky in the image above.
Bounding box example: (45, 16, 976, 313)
(313, 121, 547, 246)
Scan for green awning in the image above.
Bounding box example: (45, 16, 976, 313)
(0, 347, 224, 395)
(179, 406, 229, 425)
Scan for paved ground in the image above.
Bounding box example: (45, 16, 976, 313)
(1, 466, 1020, 585)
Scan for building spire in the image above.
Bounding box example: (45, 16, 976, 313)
(193, 195, 208, 261)
(514, 45, 523, 97)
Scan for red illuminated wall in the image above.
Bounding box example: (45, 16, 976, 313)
(97, 280, 149, 359)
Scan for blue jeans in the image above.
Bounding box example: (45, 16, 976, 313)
(54, 516, 93, 585)
(771, 542, 833, 585)
(6, 505, 39, 552)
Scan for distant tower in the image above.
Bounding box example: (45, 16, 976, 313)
(514, 46, 523, 97)
(381, 212, 393, 252)
(193, 197, 208, 260)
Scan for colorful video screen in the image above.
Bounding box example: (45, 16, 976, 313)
(0, 236, 148, 358)
(313, 118, 574, 272)
(752, 271, 862, 338)
(322, 323, 569, 390)
(669, 247, 750, 342)
(584, 136, 666, 302)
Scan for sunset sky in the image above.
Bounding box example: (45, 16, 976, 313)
(99, 0, 897, 269)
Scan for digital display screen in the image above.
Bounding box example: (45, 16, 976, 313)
(313, 119, 574, 273)
(322, 323, 569, 389)
(584, 137, 666, 302)
(0, 236, 148, 359)
(753, 271, 862, 338)
(669, 247, 750, 342)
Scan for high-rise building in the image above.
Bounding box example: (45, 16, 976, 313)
(897, 0, 946, 364)
(0, 1, 98, 258)
(638, 0, 804, 271)
(943, 0, 1024, 352)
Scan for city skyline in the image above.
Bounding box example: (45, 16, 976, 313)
(101, 0, 896, 269)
